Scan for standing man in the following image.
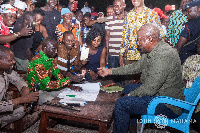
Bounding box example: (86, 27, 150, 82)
(98, 23, 184, 133)
(175, 0, 200, 64)
(165, 0, 192, 47)
(119, 0, 164, 66)
(0, 46, 39, 128)
(13, 11, 35, 71)
(41, 0, 61, 39)
(105, 0, 126, 69)
(81, 0, 91, 15)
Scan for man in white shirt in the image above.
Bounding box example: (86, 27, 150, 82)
(81, 1, 91, 15)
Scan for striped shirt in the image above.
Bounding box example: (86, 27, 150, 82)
(105, 15, 124, 56)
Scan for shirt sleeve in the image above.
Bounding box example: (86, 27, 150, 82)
(0, 100, 13, 113)
(165, 12, 175, 40)
(129, 55, 172, 97)
(120, 15, 129, 56)
(180, 24, 190, 39)
(8, 70, 28, 93)
(112, 54, 145, 75)
(150, 12, 165, 39)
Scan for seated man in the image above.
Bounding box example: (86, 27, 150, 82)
(26, 37, 82, 105)
(0, 46, 39, 128)
(98, 23, 185, 133)
(26, 37, 70, 104)
(57, 31, 83, 80)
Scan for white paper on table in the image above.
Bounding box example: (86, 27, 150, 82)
(58, 82, 101, 102)
(80, 47, 89, 60)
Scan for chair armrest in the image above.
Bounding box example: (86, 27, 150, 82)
(146, 96, 196, 115)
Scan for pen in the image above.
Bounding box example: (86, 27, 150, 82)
(66, 95, 76, 97)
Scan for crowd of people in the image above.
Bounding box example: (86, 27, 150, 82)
(1, 0, 200, 132)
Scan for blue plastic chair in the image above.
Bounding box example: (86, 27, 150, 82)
(140, 76, 200, 133)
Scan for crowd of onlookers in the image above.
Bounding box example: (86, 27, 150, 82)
(1, 0, 200, 132)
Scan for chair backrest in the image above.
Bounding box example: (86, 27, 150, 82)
(184, 76, 200, 104)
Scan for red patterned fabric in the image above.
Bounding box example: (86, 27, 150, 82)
(0, 15, 11, 48)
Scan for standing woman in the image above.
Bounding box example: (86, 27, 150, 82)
(41, 0, 61, 39)
(32, 9, 48, 55)
(55, 8, 72, 43)
(81, 28, 107, 81)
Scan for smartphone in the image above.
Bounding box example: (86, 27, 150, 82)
(29, 21, 36, 31)
(72, 1, 78, 11)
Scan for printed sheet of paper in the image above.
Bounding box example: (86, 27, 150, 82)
(80, 47, 89, 60)
(58, 82, 101, 105)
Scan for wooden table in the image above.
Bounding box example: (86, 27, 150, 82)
(39, 90, 121, 133)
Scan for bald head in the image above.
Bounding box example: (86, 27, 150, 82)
(139, 23, 161, 41)
(137, 23, 161, 53)
(114, 0, 125, 3)
(42, 37, 58, 58)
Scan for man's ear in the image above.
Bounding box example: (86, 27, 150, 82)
(1, 14, 5, 19)
(61, 15, 63, 19)
(148, 36, 153, 43)
(123, 4, 126, 9)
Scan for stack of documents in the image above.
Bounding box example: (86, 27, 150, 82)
(58, 82, 101, 106)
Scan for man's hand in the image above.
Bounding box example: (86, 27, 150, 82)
(81, 58, 89, 65)
(89, 70, 98, 80)
(97, 67, 112, 77)
(70, 86, 83, 92)
(119, 55, 125, 66)
(68, 73, 84, 82)
(13, 91, 39, 106)
(19, 26, 34, 37)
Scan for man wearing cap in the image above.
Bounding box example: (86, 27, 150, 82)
(0, 4, 33, 48)
(175, 0, 200, 64)
(165, 0, 192, 47)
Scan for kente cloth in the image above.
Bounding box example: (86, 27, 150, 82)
(0, 15, 11, 48)
(120, 6, 164, 61)
(57, 44, 80, 72)
(26, 51, 70, 91)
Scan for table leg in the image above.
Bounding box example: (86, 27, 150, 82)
(39, 111, 48, 133)
(99, 122, 108, 133)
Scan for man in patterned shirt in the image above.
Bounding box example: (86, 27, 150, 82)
(165, 0, 192, 47)
(119, 0, 164, 66)
(26, 37, 70, 104)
